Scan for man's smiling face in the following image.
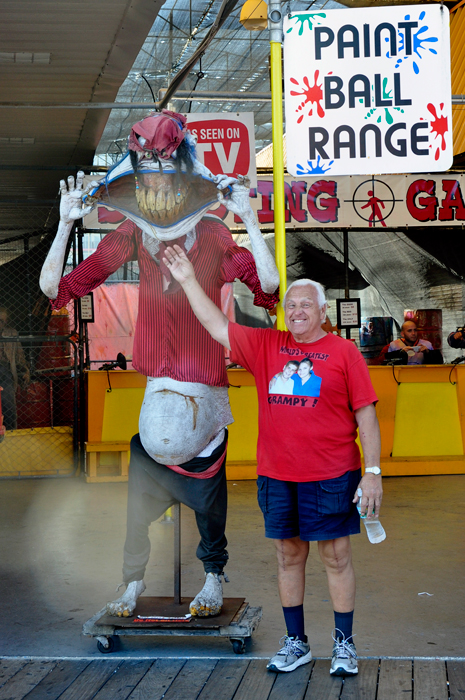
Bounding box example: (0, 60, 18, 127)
(284, 285, 326, 344)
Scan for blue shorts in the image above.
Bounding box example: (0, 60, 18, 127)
(256, 469, 361, 541)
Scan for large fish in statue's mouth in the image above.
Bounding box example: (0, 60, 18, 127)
(84, 153, 222, 241)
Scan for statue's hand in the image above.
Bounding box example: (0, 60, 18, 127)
(217, 174, 252, 218)
(214, 173, 237, 189)
(163, 245, 196, 286)
(59, 171, 98, 224)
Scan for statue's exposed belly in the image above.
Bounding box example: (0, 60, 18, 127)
(138, 377, 233, 465)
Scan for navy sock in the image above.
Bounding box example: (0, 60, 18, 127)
(334, 610, 354, 641)
(282, 604, 307, 642)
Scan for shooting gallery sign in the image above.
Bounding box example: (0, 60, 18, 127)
(214, 173, 465, 229)
(85, 173, 465, 231)
(283, 5, 452, 177)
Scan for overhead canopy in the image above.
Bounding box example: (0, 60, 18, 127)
(0, 0, 165, 242)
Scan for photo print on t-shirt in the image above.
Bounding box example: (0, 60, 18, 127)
(268, 357, 322, 405)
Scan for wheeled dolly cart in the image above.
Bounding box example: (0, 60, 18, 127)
(83, 504, 262, 654)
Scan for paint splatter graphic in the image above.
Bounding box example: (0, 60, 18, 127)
(427, 103, 448, 161)
(365, 105, 405, 125)
(364, 79, 404, 124)
(286, 13, 326, 35)
(296, 156, 334, 175)
(391, 11, 438, 75)
(290, 71, 325, 123)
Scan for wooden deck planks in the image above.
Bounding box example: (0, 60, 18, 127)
(0, 657, 458, 700)
(378, 659, 413, 700)
(233, 659, 276, 700)
(304, 659, 343, 700)
(414, 660, 448, 700)
(267, 660, 314, 700)
(21, 660, 90, 700)
(340, 659, 379, 700)
(448, 661, 465, 700)
(197, 659, 249, 700)
(91, 660, 153, 700)
(127, 659, 185, 700)
(0, 660, 28, 689)
(161, 659, 218, 700)
(0, 661, 56, 700)
(58, 660, 121, 700)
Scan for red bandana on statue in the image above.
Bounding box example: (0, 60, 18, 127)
(128, 110, 187, 159)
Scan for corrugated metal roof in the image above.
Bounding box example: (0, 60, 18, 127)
(0, 0, 165, 238)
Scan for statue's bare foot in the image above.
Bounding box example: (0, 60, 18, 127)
(106, 580, 146, 617)
(189, 573, 223, 617)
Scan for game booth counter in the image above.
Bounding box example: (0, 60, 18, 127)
(85, 362, 465, 483)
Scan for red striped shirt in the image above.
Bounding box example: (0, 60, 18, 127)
(53, 217, 279, 386)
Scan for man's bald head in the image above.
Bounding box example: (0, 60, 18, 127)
(401, 320, 418, 346)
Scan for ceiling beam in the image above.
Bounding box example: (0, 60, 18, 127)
(0, 92, 271, 109)
(4, 94, 465, 107)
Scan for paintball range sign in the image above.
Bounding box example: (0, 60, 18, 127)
(185, 112, 257, 187)
(283, 5, 452, 177)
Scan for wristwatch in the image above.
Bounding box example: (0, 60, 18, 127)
(365, 466, 382, 475)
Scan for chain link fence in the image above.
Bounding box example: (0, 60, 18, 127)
(0, 202, 81, 478)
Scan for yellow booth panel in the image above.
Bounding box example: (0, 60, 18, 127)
(101, 388, 145, 443)
(0, 426, 73, 478)
(392, 382, 463, 457)
(227, 385, 259, 463)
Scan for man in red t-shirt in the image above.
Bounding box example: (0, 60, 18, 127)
(163, 244, 383, 677)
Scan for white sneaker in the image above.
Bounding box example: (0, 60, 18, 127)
(330, 630, 358, 676)
(267, 635, 312, 673)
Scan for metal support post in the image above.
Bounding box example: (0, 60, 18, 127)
(173, 503, 181, 605)
(269, 0, 287, 330)
(343, 230, 351, 340)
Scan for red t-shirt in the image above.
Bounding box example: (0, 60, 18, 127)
(228, 324, 378, 482)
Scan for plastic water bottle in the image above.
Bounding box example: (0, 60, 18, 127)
(356, 488, 386, 544)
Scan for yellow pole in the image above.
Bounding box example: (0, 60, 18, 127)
(270, 36, 287, 329)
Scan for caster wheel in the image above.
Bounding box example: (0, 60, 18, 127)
(97, 637, 116, 654)
(231, 638, 246, 654)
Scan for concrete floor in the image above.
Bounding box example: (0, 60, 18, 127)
(0, 473, 464, 659)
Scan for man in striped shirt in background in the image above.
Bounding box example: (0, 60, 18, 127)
(40, 111, 279, 620)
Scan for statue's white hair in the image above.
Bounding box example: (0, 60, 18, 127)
(283, 279, 327, 309)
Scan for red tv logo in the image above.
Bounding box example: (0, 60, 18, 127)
(187, 119, 250, 177)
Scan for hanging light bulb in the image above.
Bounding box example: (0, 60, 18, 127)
(240, 0, 268, 30)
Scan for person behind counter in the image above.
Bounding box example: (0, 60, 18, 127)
(387, 321, 442, 365)
(447, 327, 465, 350)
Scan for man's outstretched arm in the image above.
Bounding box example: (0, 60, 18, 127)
(163, 245, 231, 349)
